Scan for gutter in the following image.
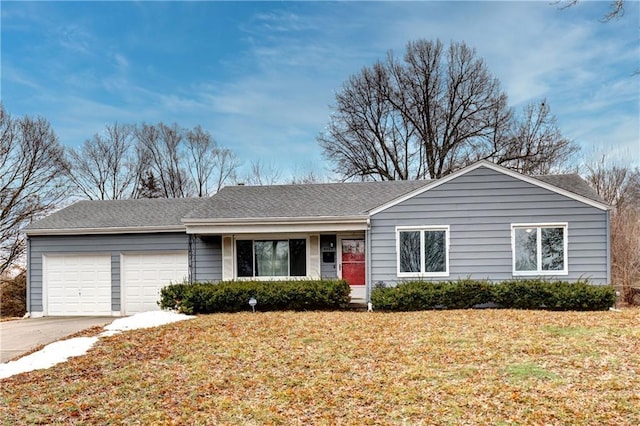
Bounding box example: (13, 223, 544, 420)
(182, 215, 370, 235)
(24, 225, 186, 237)
(182, 215, 369, 226)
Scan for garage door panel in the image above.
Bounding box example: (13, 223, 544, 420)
(123, 252, 188, 315)
(45, 254, 112, 316)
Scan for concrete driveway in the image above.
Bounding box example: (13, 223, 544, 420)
(0, 317, 114, 363)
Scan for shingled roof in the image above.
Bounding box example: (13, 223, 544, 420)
(25, 198, 209, 234)
(184, 180, 429, 220)
(534, 174, 604, 204)
(25, 162, 607, 234)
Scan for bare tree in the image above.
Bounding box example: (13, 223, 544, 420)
(557, 0, 626, 21)
(490, 101, 579, 175)
(0, 105, 67, 274)
(610, 207, 640, 304)
(583, 156, 640, 304)
(584, 155, 640, 210)
(319, 39, 575, 181)
(186, 126, 238, 196)
(320, 62, 418, 181)
(243, 160, 283, 186)
(65, 123, 143, 200)
(212, 148, 240, 192)
(290, 164, 329, 184)
(135, 122, 193, 198)
(186, 126, 216, 197)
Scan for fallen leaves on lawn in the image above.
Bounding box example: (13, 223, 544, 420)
(1, 309, 639, 425)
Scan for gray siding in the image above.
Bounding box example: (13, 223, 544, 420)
(191, 236, 222, 282)
(28, 233, 189, 312)
(369, 166, 609, 285)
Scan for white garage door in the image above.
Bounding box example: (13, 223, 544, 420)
(45, 254, 112, 316)
(122, 252, 188, 315)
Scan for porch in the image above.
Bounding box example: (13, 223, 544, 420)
(186, 222, 369, 303)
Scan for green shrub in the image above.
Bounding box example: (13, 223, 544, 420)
(371, 279, 616, 312)
(159, 279, 351, 314)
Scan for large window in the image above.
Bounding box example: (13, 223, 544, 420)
(512, 224, 567, 275)
(397, 226, 449, 277)
(236, 239, 307, 278)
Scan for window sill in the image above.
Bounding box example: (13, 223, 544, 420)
(397, 272, 450, 279)
(236, 275, 319, 281)
(512, 270, 568, 277)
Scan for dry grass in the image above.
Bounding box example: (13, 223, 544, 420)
(1, 309, 639, 425)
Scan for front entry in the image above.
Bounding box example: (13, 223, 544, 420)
(341, 239, 365, 285)
(340, 239, 366, 302)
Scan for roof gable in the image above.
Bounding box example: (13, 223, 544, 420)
(369, 161, 609, 215)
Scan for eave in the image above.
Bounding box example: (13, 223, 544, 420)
(24, 225, 186, 237)
(183, 215, 370, 234)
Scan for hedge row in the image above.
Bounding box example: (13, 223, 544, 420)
(159, 279, 351, 314)
(370, 279, 616, 311)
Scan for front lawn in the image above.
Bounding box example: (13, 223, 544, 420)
(1, 310, 639, 424)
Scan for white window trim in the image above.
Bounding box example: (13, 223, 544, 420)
(235, 235, 311, 280)
(396, 225, 450, 278)
(511, 223, 569, 276)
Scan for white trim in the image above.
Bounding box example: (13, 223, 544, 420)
(395, 225, 450, 278)
(222, 236, 234, 281)
(25, 225, 185, 236)
(370, 160, 609, 215)
(185, 217, 369, 235)
(183, 215, 369, 225)
(510, 223, 569, 276)
(42, 255, 48, 316)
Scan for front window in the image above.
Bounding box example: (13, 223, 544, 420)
(237, 239, 307, 277)
(397, 226, 449, 277)
(512, 224, 567, 275)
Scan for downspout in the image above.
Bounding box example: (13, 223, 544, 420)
(26, 235, 31, 314)
(188, 235, 196, 284)
(606, 209, 611, 284)
(366, 217, 372, 303)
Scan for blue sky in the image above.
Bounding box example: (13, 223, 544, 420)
(2, 1, 639, 178)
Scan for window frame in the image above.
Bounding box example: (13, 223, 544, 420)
(396, 225, 450, 278)
(235, 236, 309, 280)
(511, 223, 569, 276)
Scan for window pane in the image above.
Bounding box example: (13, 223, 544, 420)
(236, 240, 253, 277)
(541, 227, 564, 271)
(399, 231, 421, 273)
(515, 228, 537, 271)
(289, 239, 307, 276)
(424, 230, 446, 272)
(255, 240, 288, 276)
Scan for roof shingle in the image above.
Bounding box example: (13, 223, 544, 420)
(184, 180, 430, 220)
(25, 198, 209, 231)
(25, 165, 607, 233)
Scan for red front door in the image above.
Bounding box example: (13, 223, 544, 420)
(341, 239, 365, 285)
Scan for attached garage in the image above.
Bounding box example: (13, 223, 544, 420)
(121, 252, 188, 315)
(44, 254, 112, 316)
